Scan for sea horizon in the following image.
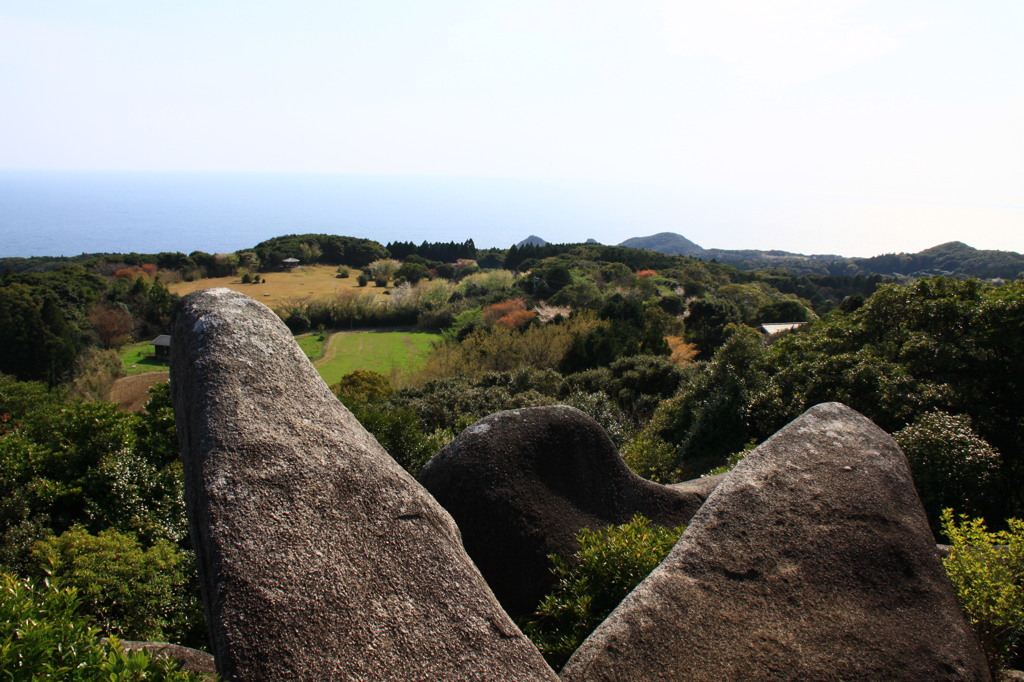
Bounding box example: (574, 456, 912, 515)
(0, 169, 714, 259)
(3, 169, 1020, 261)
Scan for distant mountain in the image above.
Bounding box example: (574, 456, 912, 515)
(619, 232, 706, 257)
(517, 235, 549, 248)
(851, 241, 1024, 280)
(617, 233, 1022, 279)
(618, 233, 837, 273)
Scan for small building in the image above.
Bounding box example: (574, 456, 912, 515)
(151, 334, 172, 360)
(282, 257, 300, 269)
(759, 322, 806, 337)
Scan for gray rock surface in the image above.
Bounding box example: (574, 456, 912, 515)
(561, 402, 991, 681)
(171, 289, 557, 681)
(117, 641, 216, 677)
(419, 406, 712, 620)
(669, 472, 726, 498)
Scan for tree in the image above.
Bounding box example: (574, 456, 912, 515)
(894, 411, 1002, 530)
(331, 370, 394, 405)
(649, 324, 768, 477)
(685, 298, 742, 354)
(0, 283, 81, 385)
(297, 241, 323, 264)
(758, 299, 809, 323)
(395, 262, 429, 285)
(365, 259, 401, 284)
(237, 250, 261, 273)
(88, 303, 134, 348)
(212, 252, 239, 277)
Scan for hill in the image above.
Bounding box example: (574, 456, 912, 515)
(851, 241, 1024, 280)
(619, 232, 1022, 279)
(618, 232, 706, 257)
(517, 235, 549, 248)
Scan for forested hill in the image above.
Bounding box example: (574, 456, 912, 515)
(618, 233, 706, 257)
(851, 241, 1024, 280)
(619, 233, 1023, 279)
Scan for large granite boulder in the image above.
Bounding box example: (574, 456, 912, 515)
(560, 402, 990, 681)
(171, 289, 557, 681)
(419, 406, 715, 620)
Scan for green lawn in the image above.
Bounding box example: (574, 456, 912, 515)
(296, 331, 328, 361)
(118, 330, 435, 384)
(119, 341, 169, 376)
(314, 331, 440, 386)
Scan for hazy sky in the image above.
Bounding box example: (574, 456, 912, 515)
(2, 0, 1022, 256)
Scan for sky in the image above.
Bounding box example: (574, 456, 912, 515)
(1, 0, 1022, 256)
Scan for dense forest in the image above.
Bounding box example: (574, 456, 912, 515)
(2, 232, 1022, 674)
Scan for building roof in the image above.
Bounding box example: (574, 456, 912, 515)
(151, 334, 172, 347)
(282, 257, 300, 263)
(759, 322, 806, 336)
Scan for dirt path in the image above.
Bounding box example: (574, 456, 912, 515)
(314, 332, 343, 370)
(108, 371, 170, 411)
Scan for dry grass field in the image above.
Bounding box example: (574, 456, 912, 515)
(108, 371, 170, 411)
(167, 265, 390, 308)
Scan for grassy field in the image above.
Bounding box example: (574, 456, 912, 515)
(314, 330, 440, 386)
(296, 331, 328, 361)
(167, 265, 390, 308)
(119, 340, 170, 376)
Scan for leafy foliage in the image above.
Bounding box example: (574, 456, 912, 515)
(331, 370, 394, 404)
(0, 378, 203, 649)
(749, 278, 1024, 518)
(523, 515, 685, 670)
(251, 233, 387, 268)
(941, 510, 1024, 670)
(0, 282, 83, 384)
(422, 313, 601, 380)
(894, 412, 1002, 530)
(620, 433, 680, 483)
(0, 573, 207, 680)
(31, 527, 203, 645)
(648, 324, 766, 478)
(348, 405, 459, 476)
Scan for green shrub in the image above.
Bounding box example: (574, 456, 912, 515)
(895, 411, 1002, 531)
(0, 395, 187, 572)
(703, 439, 759, 477)
(30, 526, 204, 646)
(350, 404, 453, 477)
(0, 572, 206, 680)
(941, 509, 1024, 671)
(284, 311, 310, 334)
(620, 432, 681, 483)
(523, 515, 685, 670)
(331, 370, 394, 405)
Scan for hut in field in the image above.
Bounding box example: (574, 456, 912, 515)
(759, 322, 806, 339)
(151, 334, 172, 360)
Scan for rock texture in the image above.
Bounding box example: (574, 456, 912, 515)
(117, 641, 216, 677)
(669, 472, 726, 498)
(171, 289, 557, 681)
(419, 406, 713, 619)
(560, 402, 991, 682)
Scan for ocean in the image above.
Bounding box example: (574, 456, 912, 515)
(0, 170, 702, 259)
